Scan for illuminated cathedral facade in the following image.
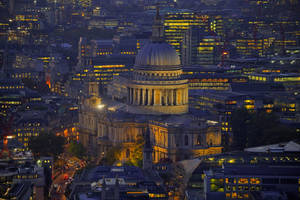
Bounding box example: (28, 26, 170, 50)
(79, 9, 222, 166)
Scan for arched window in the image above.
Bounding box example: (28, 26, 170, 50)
(184, 135, 189, 146)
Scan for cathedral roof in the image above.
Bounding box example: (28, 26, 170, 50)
(135, 42, 180, 66)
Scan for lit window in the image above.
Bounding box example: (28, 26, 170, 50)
(250, 178, 260, 184)
(238, 178, 248, 184)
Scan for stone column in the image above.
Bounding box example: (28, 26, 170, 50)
(185, 89, 188, 104)
(129, 88, 132, 104)
(180, 89, 183, 105)
(181, 89, 184, 104)
(137, 88, 141, 105)
(175, 89, 179, 106)
(170, 89, 174, 106)
(127, 88, 130, 104)
(179, 89, 182, 105)
(148, 89, 151, 106)
(153, 89, 157, 105)
(158, 90, 162, 105)
(134, 88, 138, 105)
(132, 88, 134, 104)
(163, 90, 167, 106)
(142, 89, 146, 105)
(132, 88, 135, 105)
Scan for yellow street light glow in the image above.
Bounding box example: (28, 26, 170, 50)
(97, 104, 105, 109)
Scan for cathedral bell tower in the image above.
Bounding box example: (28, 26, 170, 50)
(85, 81, 102, 107)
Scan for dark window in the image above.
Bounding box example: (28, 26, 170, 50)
(262, 178, 279, 184)
(185, 135, 189, 146)
(262, 185, 276, 191)
(280, 178, 298, 184)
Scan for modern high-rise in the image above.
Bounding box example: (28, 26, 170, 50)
(164, 12, 224, 58)
(182, 27, 223, 66)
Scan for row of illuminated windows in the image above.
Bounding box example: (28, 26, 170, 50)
(244, 100, 254, 104)
(279, 103, 296, 108)
(74, 71, 126, 78)
(93, 69, 126, 72)
(136, 71, 181, 77)
(226, 192, 249, 199)
(282, 108, 296, 112)
(15, 174, 38, 179)
(225, 178, 261, 185)
(274, 77, 300, 82)
(15, 128, 43, 131)
(198, 47, 214, 51)
(226, 101, 237, 105)
(0, 101, 21, 105)
(189, 79, 229, 83)
(94, 65, 125, 68)
(165, 26, 190, 29)
(190, 87, 228, 90)
(222, 127, 231, 132)
(237, 46, 263, 50)
(204, 156, 300, 164)
(24, 123, 40, 127)
(225, 185, 260, 192)
(17, 133, 39, 137)
(170, 43, 180, 46)
(245, 105, 255, 110)
(30, 98, 41, 101)
(93, 69, 128, 72)
(1, 105, 9, 109)
(120, 52, 135, 55)
(248, 76, 267, 81)
(148, 193, 166, 198)
(199, 42, 222, 45)
(12, 74, 39, 79)
(75, 73, 87, 77)
(262, 69, 281, 73)
(0, 86, 24, 89)
(189, 83, 229, 86)
(164, 22, 203, 26)
(96, 52, 112, 55)
(264, 104, 274, 108)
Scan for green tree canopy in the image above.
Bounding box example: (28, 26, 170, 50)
(126, 134, 144, 168)
(29, 132, 66, 159)
(229, 109, 299, 151)
(67, 141, 86, 159)
(101, 145, 122, 166)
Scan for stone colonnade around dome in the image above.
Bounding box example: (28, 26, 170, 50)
(127, 87, 188, 106)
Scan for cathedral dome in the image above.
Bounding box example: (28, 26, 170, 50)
(135, 42, 180, 66)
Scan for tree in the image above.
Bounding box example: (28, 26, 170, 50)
(67, 141, 86, 159)
(229, 109, 299, 151)
(230, 108, 251, 150)
(101, 145, 122, 166)
(128, 134, 144, 168)
(29, 132, 66, 160)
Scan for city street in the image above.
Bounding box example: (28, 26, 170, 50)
(50, 156, 85, 200)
